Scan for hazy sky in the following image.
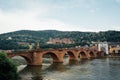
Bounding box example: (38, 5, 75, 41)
(0, 0, 120, 34)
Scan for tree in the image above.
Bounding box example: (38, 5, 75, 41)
(0, 52, 18, 80)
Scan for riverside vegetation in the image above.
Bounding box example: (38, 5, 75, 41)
(0, 52, 18, 80)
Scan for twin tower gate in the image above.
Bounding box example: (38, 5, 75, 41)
(7, 48, 105, 66)
(98, 42, 109, 55)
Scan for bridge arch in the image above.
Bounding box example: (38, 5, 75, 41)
(78, 51, 88, 59)
(67, 51, 76, 59)
(62, 50, 77, 61)
(42, 52, 60, 63)
(9, 55, 32, 65)
(88, 51, 97, 58)
(89, 51, 95, 56)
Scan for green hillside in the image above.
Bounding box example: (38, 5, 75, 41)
(0, 30, 120, 50)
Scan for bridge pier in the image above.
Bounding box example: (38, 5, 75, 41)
(93, 52, 98, 58)
(69, 56, 78, 61)
(28, 52, 42, 66)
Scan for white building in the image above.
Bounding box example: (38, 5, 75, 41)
(98, 42, 109, 54)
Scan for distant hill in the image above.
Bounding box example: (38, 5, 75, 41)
(0, 30, 120, 50)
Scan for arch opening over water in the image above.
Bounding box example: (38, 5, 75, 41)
(42, 52, 59, 65)
(79, 51, 88, 59)
(63, 51, 78, 65)
(67, 51, 76, 59)
(79, 51, 86, 56)
(89, 51, 95, 56)
(11, 56, 30, 66)
(11, 56, 28, 72)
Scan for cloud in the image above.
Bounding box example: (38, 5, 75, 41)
(0, 0, 52, 33)
(0, 0, 98, 34)
(0, 0, 119, 34)
(0, 7, 88, 33)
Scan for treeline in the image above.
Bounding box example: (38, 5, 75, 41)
(0, 30, 120, 50)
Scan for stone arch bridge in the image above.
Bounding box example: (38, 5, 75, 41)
(7, 48, 105, 66)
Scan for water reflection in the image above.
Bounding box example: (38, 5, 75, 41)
(79, 59, 89, 65)
(18, 63, 68, 80)
(19, 66, 43, 80)
(18, 58, 120, 80)
(68, 60, 79, 66)
(46, 63, 66, 72)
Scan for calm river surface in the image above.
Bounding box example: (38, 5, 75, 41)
(16, 57, 120, 80)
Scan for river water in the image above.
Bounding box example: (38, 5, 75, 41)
(16, 57, 120, 80)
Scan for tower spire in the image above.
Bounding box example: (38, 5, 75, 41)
(36, 41, 40, 50)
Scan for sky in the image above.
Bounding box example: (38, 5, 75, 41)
(0, 0, 120, 34)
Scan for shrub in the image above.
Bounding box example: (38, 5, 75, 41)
(0, 52, 18, 80)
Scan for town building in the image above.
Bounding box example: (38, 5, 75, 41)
(47, 38, 74, 44)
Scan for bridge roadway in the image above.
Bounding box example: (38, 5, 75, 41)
(7, 48, 105, 66)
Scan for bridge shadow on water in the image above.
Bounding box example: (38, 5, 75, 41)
(18, 63, 67, 80)
(18, 65, 43, 80)
(18, 59, 92, 80)
(45, 63, 67, 72)
(44, 59, 90, 72)
(79, 59, 89, 65)
(66, 60, 79, 66)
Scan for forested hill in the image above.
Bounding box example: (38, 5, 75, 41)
(0, 30, 120, 50)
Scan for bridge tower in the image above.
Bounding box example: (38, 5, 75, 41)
(98, 42, 109, 55)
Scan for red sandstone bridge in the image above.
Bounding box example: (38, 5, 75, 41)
(7, 48, 105, 66)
